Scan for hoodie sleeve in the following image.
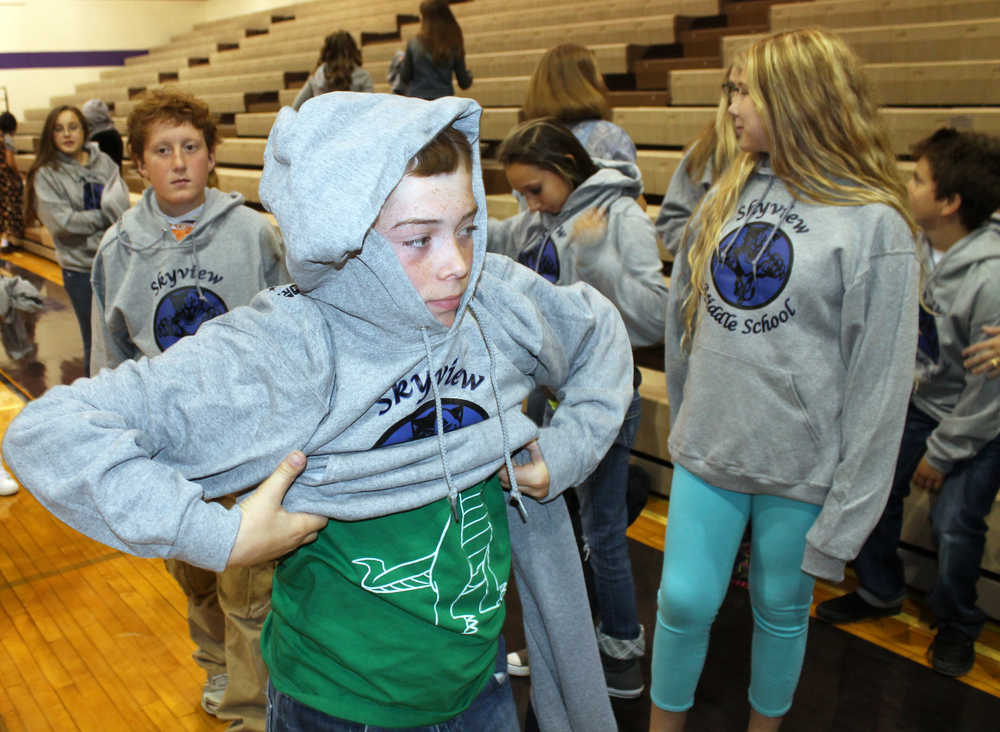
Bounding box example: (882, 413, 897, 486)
(486, 214, 525, 259)
(34, 166, 110, 239)
(259, 219, 291, 286)
(655, 147, 707, 255)
(2, 296, 332, 571)
(89, 232, 140, 372)
(663, 211, 696, 430)
(292, 80, 317, 111)
(801, 213, 920, 582)
(572, 198, 668, 347)
(490, 256, 633, 499)
(453, 53, 473, 90)
(923, 264, 1000, 472)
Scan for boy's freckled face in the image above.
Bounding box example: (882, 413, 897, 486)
(374, 167, 477, 328)
(137, 121, 215, 218)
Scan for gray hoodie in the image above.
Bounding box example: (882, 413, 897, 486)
(488, 161, 668, 347)
(655, 143, 714, 255)
(665, 160, 920, 582)
(291, 64, 374, 110)
(912, 224, 1000, 472)
(4, 93, 628, 731)
(33, 143, 129, 272)
(90, 186, 288, 371)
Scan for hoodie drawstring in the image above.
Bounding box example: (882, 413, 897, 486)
(716, 176, 794, 287)
(420, 326, 461, 522)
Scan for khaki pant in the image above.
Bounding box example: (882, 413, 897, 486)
(166, 553, 274, 731)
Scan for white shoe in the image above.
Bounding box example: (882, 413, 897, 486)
(507, 648, 530, 677)
(0, 467, 18, 496)
(200, 672, 228, 716)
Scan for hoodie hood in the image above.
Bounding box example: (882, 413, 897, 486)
(259, 93, 487, 341)
(83, 99, 115, 137)
(539, 159, 642, 226)
(116, 186, 245, 252)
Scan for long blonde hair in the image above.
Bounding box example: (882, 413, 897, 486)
(681, 29, 916, 343)
(686, 63, 741, 184)
(522, 44, 610, 123)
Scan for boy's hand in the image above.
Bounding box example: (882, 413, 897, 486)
(497, 440, 550, 500)
(228, 451, 328, 567)
(570, 207, 608, 248)
(962, 325, 1000, 379)
(911, 456, 945, 493)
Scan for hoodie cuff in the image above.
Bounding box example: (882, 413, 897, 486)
(172, 500, 242, 572)
(535, 427, 576, 502)
(801, 543, 846, 583)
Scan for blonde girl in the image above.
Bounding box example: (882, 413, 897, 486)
(652, 29, 920, 731)
(292, 31, 373, 110)
(523, 44, 637, 164)
(655, 64, 741, 254)
(401, 0, 473, 100)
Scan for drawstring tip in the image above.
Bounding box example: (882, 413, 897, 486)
(509, 489, 528, 521)
(449, 493, 459, 523)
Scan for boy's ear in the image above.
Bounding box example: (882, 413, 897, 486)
(940, 192, 962, 219)
(134, 155, 148, 180)
(207, 148, 216, 172)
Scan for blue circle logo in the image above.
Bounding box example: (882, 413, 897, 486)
(154, 286, 228, 351)
(375, 398, 489, 447)
(711, 222, 793, 309)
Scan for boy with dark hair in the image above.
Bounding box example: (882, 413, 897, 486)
(90, 87, 287, 730)
(816, 128, 1000, 678)
(6, 93, 628, 731)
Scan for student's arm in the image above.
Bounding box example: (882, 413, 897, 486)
(2, 297, 333, 571)
(802, 214, 920, 582)
(485, 214, 523, 259)
(656, 150, 705, 255)
(291, 79, 316, 111)
(663, 204, 697, 428)
(33, 166, 109, 238)
(571, 199, 668, 347)
(454, 53, 473, 90)
(490, 255, 633, 499)
(355, 68, 375, 93)
(89, 237, 139, 372)
(963, 325, 1000, 379)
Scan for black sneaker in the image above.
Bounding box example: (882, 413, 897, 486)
(929, 627, 975, 677)
(815, 591, 902, 624)
(601, 652, 644, 699)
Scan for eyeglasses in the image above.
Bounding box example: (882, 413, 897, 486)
(721, 82, 750, 99)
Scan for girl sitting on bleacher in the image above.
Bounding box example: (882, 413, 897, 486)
(651, 29, 920, 732)
(24, 105, 128, 376)
(292, 30, 374, 110)
(523, 44, 637, 164)
(488, 117, 667, 703)
(401, 0, 473, 101)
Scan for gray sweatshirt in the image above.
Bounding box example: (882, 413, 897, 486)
(90, 186, 288, 371)
(4, 93, 627, 731)
(33, 143, 129, 272)
(291, 64, 374, 110)
(488, 161, 667, 347)
(655, 143, 714, 255)
(912, 224, 1000, 472)
(665, 160, 920, 582)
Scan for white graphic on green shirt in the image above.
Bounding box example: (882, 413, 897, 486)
(352, 486, 506, 635)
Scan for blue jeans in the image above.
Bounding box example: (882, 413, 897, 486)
(265, 638, 518, 732)
(853, 403, 1000, 640)
(576, 387, 642, 641)
(651, 465, 820, 717)
(61, 268, 92, 377)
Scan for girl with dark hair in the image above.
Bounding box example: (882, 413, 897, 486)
(489, 117, 667, 700)
(292, 30, 374, 110)
(401, 0, 473, 100)
(0, 111, 24, 251)
(25, 105, 128, 374)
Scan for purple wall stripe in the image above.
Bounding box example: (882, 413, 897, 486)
(0, 50, 148, 70)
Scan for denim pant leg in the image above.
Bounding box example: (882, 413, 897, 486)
(576, 387, 642, 641)
(927, 432, 1000, 640)
(852, 405, 936, 606)
(61, 268, 93, 377)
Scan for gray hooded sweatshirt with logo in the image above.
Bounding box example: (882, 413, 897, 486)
(912, 223, 1000, 472)
(665, 159, 920, 582)
(32, 142, 129, 272)
(4, 93, 629, 732)
(90, 186, 287, 372)
(488, 160, 668, 348)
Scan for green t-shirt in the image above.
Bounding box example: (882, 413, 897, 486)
(262, 475, 510, 727)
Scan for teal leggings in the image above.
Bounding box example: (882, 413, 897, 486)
(651, 465, 821, 717)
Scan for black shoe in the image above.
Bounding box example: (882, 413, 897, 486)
(601, 652, 644, 699)
(815, 591, 902, 624)
(929, 627, 975, 677)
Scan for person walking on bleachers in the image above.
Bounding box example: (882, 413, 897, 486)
(488, 118, 667, 700)
(82, 99, 124, 169)
(522, 44, 637, 164)
(0, 111, 25, 252)
(400, 0, 473, 101)
(291, 31, 373, 110)
(24, 105, 129, 376)
(816, 128, 1000, 679)
(652, 29, 920, 732)
(655, 65, 740, 256)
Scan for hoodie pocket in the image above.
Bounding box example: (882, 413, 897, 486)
(672, 345, 822, 484)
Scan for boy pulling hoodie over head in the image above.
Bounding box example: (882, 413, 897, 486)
(4, 93, 630, 730)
